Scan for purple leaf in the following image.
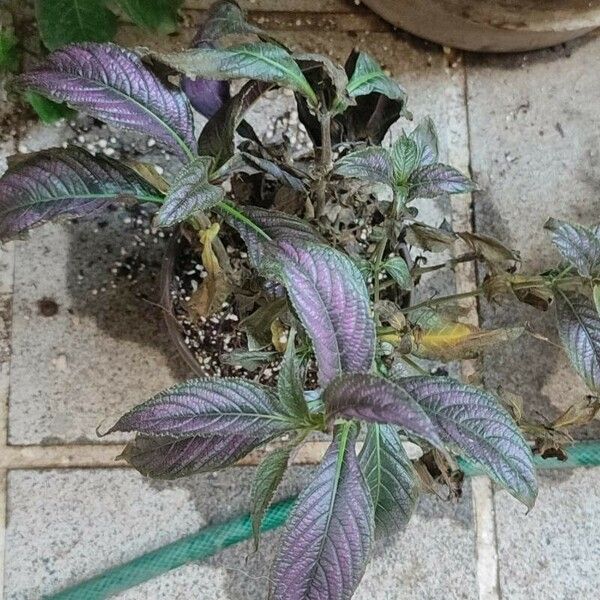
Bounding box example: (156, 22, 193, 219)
(324, 373, 443, 448)
(18, 43, 196, 160)
(108, 377, 299, 438)
(396, 376, 537, 508)
(555, 289, 600, 392)
(269, 424, 373, 600)
(0, 146, 160, 239)
(545, 218, 600, 277)
(410, 117, 438, 167)
(182, 75, 230, 119)
(226, 205, 323, 266)
(119, 432, 270, 479)
(262, 241, 376, 386)
(334, 147, 394, 187)
(156, 156, 224, 227)
(409, 163, 475, 199)
(359, 424, 419, 536)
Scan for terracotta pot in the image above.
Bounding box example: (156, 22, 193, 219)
(161, 227, 414, 374)
(362, 0, 600, 52)
(160, 232, 207, 377)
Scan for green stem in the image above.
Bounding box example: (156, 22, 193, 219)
(400, 355, 429, 376)
(217, 202, 271, 241)
(372, 235, 389, 304)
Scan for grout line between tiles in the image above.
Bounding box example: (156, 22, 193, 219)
(0, 441, 328, 470)
(448, 55, 501, 600)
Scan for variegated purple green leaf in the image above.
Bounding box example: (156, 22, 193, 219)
(391, 135, 420, 183)
(408, 163, 475, 199)
(200, 0, 271, 43)
(334, 147, 394, 187)
(269, 423, 374, 600)
(555, 289, 600, 392)
(18, 43, 196, 160)
(395, 376, 537, 508)
(119, 432, 270, 479)
(251, 447, 291, 550)
(545, 218, 600, 277)
(198, 80, 270, 167)
(0, 147, 160, 240)
(225, 205, 323, 266)
(323, 373, 443, 448)
(359, 424, 419, 536)
(156, 156, 224, 227)
(410, 117, 438, 167)
(346, 51, 405, 102)
(154, 42, 317, 106)
(262, 241, 376, 386)
(108, 377, 300, 439)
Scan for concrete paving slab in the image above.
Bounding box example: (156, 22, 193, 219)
(4, 466, 476, 600)
(466, 34, 600, 438)
(495, 468, 600, 599)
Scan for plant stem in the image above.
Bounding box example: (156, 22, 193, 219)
(413, 252, 478, 276)
(217, 201, 271, 241)
(402, 288, 483, 313)
(314, 112, 333, 219)
(372, 235, 388, 304)
(400, 355, 429, 376)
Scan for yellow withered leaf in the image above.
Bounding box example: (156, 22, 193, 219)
(413, 322, 523, 361)
(187, 223, 231, 319)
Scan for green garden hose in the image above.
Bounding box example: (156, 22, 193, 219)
(46, 441, 600, 600)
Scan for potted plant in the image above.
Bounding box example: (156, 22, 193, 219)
(1, 2, 599, 598)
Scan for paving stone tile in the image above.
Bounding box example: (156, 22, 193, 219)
(466, 34, 600, 438)
(495, 468, 600, 599)
(4, 466, 476, 600)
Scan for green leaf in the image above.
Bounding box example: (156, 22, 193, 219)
(334, 147, 394, 187)
(556, 289, 600, 393)
(594, 285, 600, 316)
(25, 91, 74, 124)
(156, 156, 224, 227)
(35, 0, 117, 50)
(0, 27, 19, 73)
(359, 424, 419, 536)
(383, 256, 412, 289)
(391, 135, 420, 183)
(115, 0, 183, 34)
(346, 51, 405, 102)
(277, 327, 310, 421)
(153, 42, 317, 106)
(410, 117, 438, 166)
(250, 447, 291, 550)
